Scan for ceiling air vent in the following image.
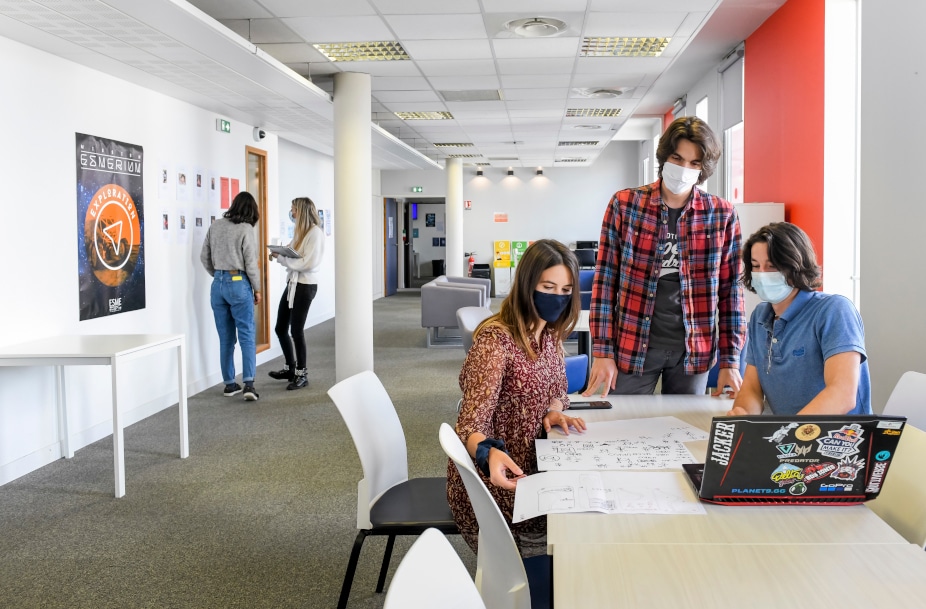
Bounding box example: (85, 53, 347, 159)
(558, 141, 600, 147)
(504, 17, 568, 38)
(439, 90, 502, 102)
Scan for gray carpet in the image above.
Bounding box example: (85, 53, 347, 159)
(0, 290, 477, 609)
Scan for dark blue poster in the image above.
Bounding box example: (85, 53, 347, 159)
(75, 133, 145, 320)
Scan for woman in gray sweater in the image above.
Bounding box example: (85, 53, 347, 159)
(200, 192, 262, 401)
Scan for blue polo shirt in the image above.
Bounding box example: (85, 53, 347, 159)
(744, 290, 871, 415)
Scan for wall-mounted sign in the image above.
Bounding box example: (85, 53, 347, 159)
(494, 212, 508, 223)
(464, 200, 472, 210)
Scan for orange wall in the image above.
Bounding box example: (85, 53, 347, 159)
(744, 0, 825, 266)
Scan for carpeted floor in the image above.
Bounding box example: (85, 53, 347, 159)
(0, 290, 477, 609)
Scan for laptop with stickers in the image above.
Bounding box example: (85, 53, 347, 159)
(683, 415, 906, 505)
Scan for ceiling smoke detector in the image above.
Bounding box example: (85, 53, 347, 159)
(504, 17, 568, 38)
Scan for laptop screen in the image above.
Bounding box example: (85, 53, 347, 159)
(688, 415, 906, 505)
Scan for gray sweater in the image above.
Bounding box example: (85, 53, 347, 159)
(200, 218, 260, 288)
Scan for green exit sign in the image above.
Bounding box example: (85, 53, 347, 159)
(411, 186, 423, 193)
(215, 119, 231, 133)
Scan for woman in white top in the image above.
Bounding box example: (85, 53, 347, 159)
(268, 197, 325, 389)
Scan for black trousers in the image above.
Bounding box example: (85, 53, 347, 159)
(275, 283, 317, 369)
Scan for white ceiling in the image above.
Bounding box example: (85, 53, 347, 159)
(0, 0, 785, 170)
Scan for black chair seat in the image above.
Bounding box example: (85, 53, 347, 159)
(370, 477, 457, 531)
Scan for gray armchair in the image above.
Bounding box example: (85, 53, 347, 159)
(421, 276, 492, 348)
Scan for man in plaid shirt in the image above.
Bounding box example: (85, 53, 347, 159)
(583, 117, 745, 397)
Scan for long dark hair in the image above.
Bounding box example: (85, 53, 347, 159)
(224, 192, 259, 226)
(741, 222, 822, 292)
(477, 239, 580, 360)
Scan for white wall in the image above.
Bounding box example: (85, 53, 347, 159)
(860, 0, 926, 409)
(381, 141, 640, 269)
(0, 35, 335, 483)
(276, 138, 337, 322)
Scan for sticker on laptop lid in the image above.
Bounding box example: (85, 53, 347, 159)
(876, 420, 904, 429)
(816, 424, 865, 459)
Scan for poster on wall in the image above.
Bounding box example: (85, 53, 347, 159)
(75, 133, 145, 320)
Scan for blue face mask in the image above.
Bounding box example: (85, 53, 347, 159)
(289, 210, 296, 223)
(533, 290, 571, 323)
(751, 271, 794, 304)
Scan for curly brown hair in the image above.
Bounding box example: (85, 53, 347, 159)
(741, 222, 822, 293)
(656, 116, 722, 184)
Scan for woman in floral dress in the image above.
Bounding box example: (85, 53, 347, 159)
(448, 239, 587, 558)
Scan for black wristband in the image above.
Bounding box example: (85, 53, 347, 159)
(475, 438, 507, 477)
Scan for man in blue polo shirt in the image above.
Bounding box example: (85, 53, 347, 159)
(728, 222, 871, 416)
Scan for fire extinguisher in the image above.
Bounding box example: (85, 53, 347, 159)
(467, 253, 476, 277)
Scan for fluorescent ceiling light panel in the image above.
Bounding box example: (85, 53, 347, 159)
(580, 37, 671, 57)
(433, 143, 474, 147)
(566, 108, 623, 117)
(558, 141, 600, 146)
(394, 111, 454, 120)
(313, 41, 409, 61)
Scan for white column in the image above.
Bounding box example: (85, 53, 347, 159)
(445, 158, 464, 276)
(334, 72, 374, 381)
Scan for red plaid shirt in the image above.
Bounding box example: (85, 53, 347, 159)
(590, 181, 746, 375)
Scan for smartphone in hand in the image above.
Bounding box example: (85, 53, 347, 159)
(567, 401, 612, 410)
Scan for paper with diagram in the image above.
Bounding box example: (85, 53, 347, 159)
(536, 437, 696, 470)
(512, 470, 705, 522)
(538, 417, 706, 470)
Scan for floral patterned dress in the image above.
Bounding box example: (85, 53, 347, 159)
(447, 322, 569, 558)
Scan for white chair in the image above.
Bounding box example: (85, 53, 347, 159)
(327, 371, 458, 609)
(882, 371, 926, 429)
(868, 424, 926, 549)
(456, 305, 493, 354)
(439, 423, 541, 609)
(383, 528, 486, 609)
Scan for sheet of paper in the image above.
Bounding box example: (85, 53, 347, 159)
(535, 437, 696, 470)
(512, 470, 705, 523)
(550, 416, 708, 442)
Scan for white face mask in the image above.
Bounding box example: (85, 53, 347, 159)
(751, 271, 795, 304)
(661, 161, 701, 195)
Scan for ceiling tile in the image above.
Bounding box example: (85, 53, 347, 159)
(502, 88, 569, 101)
(589, 0, 718, 11)
(415, 59, 496, 77)
(383, 14, 487, 40)
(483, 0, 590, 13)
(258, 0, 377, 17)
(492, 37, 581, 59)
(496, 57, 576, 75)
(282, 16, 393, 42)
(342, 60, 422, 77)
(372, 0, 482, 14)
(402, 39, 493, 61)
(427, 75, 500, 91)
(583, 12, 687, 37)
(219, 18, 301, 43)
(374, 90, 442, 103)
(371, 76, 432, 91)
(501, 73, 572, 89)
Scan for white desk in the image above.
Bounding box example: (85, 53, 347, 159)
(554, 543, 926, 608)
(548, 395, 917, 606)
(0, 334, 188, 497)
(550, 394, 909, 547)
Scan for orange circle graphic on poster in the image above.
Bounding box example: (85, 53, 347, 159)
(83, 184, 141, 287)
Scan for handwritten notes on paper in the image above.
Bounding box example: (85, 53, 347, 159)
(537, 416, 708, 471)
(512, 471, 705, 522)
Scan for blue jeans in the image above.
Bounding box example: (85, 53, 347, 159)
(210, 271, 256, 385)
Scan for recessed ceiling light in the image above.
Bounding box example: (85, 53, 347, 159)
(313, 41, 410, 62)
(558, 141, 600, 147)
(581, 37, 671, 57)
(447, 154, 483, 158)
(504, 17, 568, 38)
(557, 158, 588, 163)
(394, 111, 454, 120)
(433, 143, 474, 148)
(566, 108, 623, 118)
(573, 124, 603, 130)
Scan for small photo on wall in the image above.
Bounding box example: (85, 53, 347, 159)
(432, 237, 440, 246)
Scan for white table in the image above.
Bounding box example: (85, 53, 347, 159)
(548, 394, 916, 606)
(0, 334, 188, 497)
(554, 543, 926, 608)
